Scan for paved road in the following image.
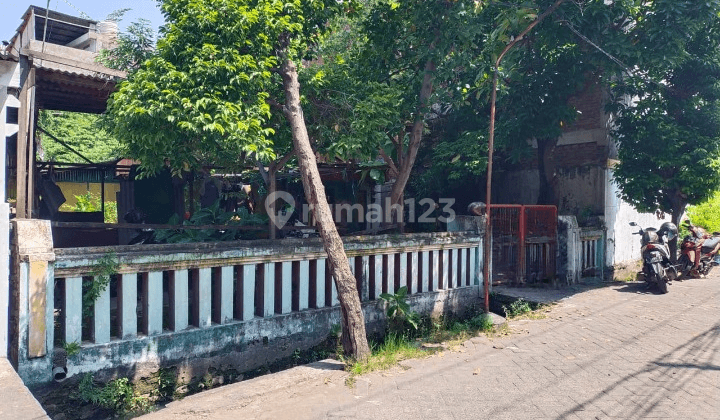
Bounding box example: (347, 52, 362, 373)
(141, 275, 720, 420)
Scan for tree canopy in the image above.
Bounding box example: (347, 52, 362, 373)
(610, 0, 720, 224)
(39, 111, 122, 163)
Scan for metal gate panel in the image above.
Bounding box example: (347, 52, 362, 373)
(490, 205, 557, 285)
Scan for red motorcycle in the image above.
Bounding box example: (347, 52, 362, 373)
(678, 228, 720, 278)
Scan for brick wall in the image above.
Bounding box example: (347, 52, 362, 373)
(553, 143, 608, 168)
(565, 78, 605, 132)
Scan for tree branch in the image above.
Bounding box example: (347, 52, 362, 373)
(378, 148, 399, 179)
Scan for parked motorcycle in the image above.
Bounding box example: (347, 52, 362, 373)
(630, 221, 678, 294)
(678, 230, 720, 278)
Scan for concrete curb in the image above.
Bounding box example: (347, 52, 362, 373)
(0, 358, 50, 420)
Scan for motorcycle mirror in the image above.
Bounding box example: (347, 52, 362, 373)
(629, 222, 637, 226)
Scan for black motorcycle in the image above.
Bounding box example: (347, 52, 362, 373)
(630, 221, 678, 294)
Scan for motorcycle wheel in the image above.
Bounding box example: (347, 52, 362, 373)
(658, 277, 668, 294)
(678, 255, 692, 279)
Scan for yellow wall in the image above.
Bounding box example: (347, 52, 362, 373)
(57, 182, 120, 208)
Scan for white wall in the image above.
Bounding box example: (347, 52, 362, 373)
(604, 168, 667, 266)
(1, 59, 20, 358)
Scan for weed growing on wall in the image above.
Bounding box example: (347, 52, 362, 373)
(82, 252, 120, 318)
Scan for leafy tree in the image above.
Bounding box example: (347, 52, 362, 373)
(97, 18, 156, 72)
(38, 110, 122, 163)
(105, 0, 370, 359)
(610, 0, 720, 245)
(686, 191, 720, 234)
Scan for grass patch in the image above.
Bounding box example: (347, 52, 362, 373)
(346, 333, 426, 378)
(343, 312, 501, 386)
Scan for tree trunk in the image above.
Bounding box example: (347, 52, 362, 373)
(388, 58, 437, 224)
(259, 152, 294, 240)
(536, 137, 557, 205)
(268, 168, 277, 239)
(279, 57, 371, 360)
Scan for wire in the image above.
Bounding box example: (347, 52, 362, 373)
(58, 0, 93, 20)
(558, 19, 662, 89)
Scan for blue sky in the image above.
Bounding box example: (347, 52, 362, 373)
(0, 0, 165, 42)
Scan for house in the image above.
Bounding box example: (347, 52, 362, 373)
(1, 5, 125, 359)
(493, 76, 663, 272)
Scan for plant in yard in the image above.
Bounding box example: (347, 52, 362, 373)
(379, 286, 419, 333)
(76, 374, 150, 415)
(502, 298, 532, 318)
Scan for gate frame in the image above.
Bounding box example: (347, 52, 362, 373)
(490, 204, 557, 285)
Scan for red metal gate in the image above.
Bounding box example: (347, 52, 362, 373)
(490, 205, 557, 285)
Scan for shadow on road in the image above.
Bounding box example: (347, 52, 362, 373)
(557, 321, 720, 419)
(611, 281, 666, 295)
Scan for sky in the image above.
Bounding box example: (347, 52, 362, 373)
(0, 0, 165, 42)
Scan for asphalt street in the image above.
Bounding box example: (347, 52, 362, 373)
(140, 274, 720, 420)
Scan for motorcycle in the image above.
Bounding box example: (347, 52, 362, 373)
(678, 230, 720, 278)
(629, 221, 678, 294)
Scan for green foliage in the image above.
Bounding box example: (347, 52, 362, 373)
(76, 374, 150, 415)
(379, 286, 419, 332)
(468, 313, 494, 332)
(503, 298, 532, 318)
(156, 368, 178, 401)
(610, 1, 720, 220)
(61, 192, 118, 223)
(83, 253, 120, 319)
(105, 0, 351, 177)
(97, 18, 156, 71)
(63, 341, 81, 357)
(152, 200, 267, 243)
(686, 191, 720, 233)
(38, 111, 122, 163)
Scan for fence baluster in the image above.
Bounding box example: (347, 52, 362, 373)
(460, 248, 468, 287)
(281, 262, 292, 314)
(452, 249, 459, 288)
(431, 250, 439, 291)
(421, 251, 430, 292)
(240, 264, 256, 321)
(143, 271, 163, 335)
(386, 253, 395, 295)
(193, 268, 212, 327)
(398, 252, 407, 290)
(92, 276, 110, 344)
(299, 260, 310, 311)
(316, 258, 326, 308)
(374, 254, 383, 299)
(118, 273, 137, 339)
(361, 256, 370, 301)
(262, 263, 275, 317)
(169, 269, 188, 331)
(212, 266, 233, 324)
(64, 277, 82, 345)
(410, 252, 418, 294)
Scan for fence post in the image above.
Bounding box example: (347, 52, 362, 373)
(11, 219, 55, 384)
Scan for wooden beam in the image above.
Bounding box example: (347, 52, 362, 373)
(27, 83, 36, 218)
(16, 62, 33, 218)
(21, 47, 126, 78)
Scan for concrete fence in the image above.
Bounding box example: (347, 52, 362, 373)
(557, 216, 607, 284)
(10, 219, 484, 385)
